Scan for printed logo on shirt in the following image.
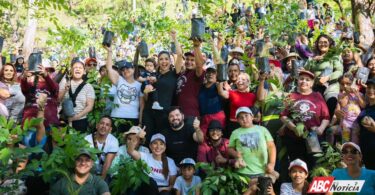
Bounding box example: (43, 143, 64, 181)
(151, 167, 163, 174)
(239, 131, 260, 151)
(117, 84, 137, 104)
(293, 99, 316, 122)
(176, 75, 187, 94)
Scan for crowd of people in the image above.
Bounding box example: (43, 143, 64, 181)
(1, 0, 375, 195)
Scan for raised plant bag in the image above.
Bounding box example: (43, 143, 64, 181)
(89, 47, 96, 58)
(171, 42, 176, 54)
(257, 57, 270, 74)
(102, 30, 114, 47)
(139, 40, 149, 58)
(217, 64, 228, 82)
(28, 52, 42, 73)
(191, 18, 205, 40)
(257, 176, 273, 195)
(0, 36, 3, 52)
(221, 46, 229, 63)
(291, 60, 304, 78)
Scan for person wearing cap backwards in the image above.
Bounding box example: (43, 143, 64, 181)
(228, 107, 276, 194)
(197, 120, 235, 168)
(355, 78, 375, 170)
(103, 45, 144, 133)
(173, 158, 201, 195)
(329, 142, 375, 195)
(84, 116, 119, 179)
(49, 149, 110, 195)
(175, 38, 205, 123)
(162, 107, 204, 164)
(127, 133, 177, 195)
(58, 58, 95, 132)
(280, 70, 330, 170)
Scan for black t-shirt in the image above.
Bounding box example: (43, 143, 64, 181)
(145, 70, 178, 110)
(162, 124, 197, 164)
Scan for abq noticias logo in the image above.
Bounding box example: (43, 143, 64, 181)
(308, 176, 365, 193)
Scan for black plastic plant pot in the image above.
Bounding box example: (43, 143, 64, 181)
(191, 18, 205, 41)
(217, 64, 228, 82)
(220, 46, 229, 63)
(102, 31, 114, 47)
(353, 32, 360, 45)
(255, 40, 265, 57)
(291, 60, 304, 78)
(1, 56, 6, 65)
(139, 40, 149, 58)
(257, 57, 270, 74)
(356, 67, 370, 83)
(257, 177, 273, 195)
(89, 47, 96, 58)
(171, 42, 176, 54)
(28, 52, 42, 73)
(10, 54, 16, 64)
(0, 36, 4, 53)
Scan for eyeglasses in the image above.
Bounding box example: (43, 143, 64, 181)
(342, 150, 359, 155)
(87, 63, 97, 67)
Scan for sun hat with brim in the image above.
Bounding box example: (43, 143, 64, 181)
(206, 65, 217, 72)
(299, 70, 315, 79)
(282, 52, 301, 61)
(229, 47, 244, 55)
(342, 142, 361, 154)
(288, 158, 308, 173)
(179, 158, 196, 166)
(150, 133, 166, 143)
(123, 126, 145, 144)
(75, 149, 93, 160)
(235, 107, 253, 118)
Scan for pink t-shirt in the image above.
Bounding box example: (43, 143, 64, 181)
(176, 69, 204, 117)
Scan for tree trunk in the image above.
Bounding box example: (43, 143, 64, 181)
(351, 0, 375, 49)
(22, 0, 38, 61)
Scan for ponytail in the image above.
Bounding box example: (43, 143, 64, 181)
(302, 181, 309, 195)
(161, 152, 169, 179)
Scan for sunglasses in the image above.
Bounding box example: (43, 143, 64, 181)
(87, 63, 97, 67)
(342, 149, 359, 155)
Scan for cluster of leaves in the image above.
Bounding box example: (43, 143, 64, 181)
(0, 116, 44, 193)
(195, 163, 249, 195)
(110, 156, 151, 195)
(310, 142, 343, 178)
(36, 126, 97, 183)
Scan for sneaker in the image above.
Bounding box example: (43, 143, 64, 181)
(152, 102, 163, 110)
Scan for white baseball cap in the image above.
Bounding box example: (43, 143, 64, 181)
(235, 107, 253, 118)
(342, 142, 361, 154)
(179, 158, 196, 166)
(150, 133, 166, 143)
(288, 158, 308, 173)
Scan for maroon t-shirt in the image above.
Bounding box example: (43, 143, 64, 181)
(176, 69, 204, 117)
(280, 92, 330, 138)
(21, 75, 59, 127)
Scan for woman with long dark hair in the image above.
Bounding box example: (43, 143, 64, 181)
(128, 133, 177, 195)
(304, 34, 343, 118)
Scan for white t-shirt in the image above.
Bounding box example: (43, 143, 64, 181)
(173, 175, 201, 195)
(60, 78, 95, 119)
(280, 183, 302, 195)
(140, 152, 177, 187)
(84, 133, 119, 174)
(111, 76, 143, 119)
(306, 9, 316, 20)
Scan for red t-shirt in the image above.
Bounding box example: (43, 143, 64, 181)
(176, 69, 205, 117)
(280, 92, 330, 138)
(228, 90, 256, 121)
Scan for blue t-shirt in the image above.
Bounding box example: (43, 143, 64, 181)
(173, 175, 201, 195)
(198, 84, 223, 115)
(331, 168, 375, 195)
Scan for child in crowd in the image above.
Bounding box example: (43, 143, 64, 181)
(137, 58, 163, 110)
(328, 73, 365, 144)
(174, 158, 201, 195)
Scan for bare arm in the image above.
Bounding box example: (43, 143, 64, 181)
(103, 46, 119, 85)
(101, 153, 116, 179)
(216, 82, 229, 99)
(280, 116, 297, 131)
(172, 31, 183, 74)
(227, 147, 241, 159)
(193, 39, 204, 77)
(70, 98, 94, 121)
(266, 141, 276, 172)
(257, 74, 267, 102)
(127, 138, 141, 160)
(139, 95, 144, 125)
(0, 88, 10, 99)
(192, 117, 204, 144)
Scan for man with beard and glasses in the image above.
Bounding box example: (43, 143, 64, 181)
(161, 107, 204, 163)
